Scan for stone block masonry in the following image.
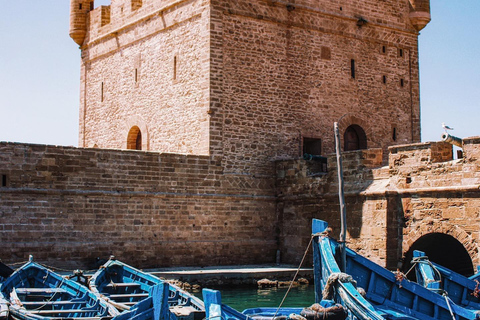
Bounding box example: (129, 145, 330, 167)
(276, 139, 480, 272)
(0, 142, 276, 269)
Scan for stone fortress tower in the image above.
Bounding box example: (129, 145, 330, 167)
(69, 0, 430, 176)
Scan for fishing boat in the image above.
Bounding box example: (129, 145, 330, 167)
(312, 219, 480, 320)
(412, 250, 480, 310)
(89, 257, 205, 320)
(0, 256, 116, 320)
(202, 288, 347, 320)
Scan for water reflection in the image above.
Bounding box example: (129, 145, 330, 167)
(194, 285, 315, 311)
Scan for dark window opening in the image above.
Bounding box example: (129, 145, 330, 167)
(340, 7, 343, 11)
(406, 176, 412, 184)
(1, 175, 7, 187)
(127, 126, 142, 150)
(79, 3, 83, 10)
(101, 82, 104, 102)
(382, 75, 387, 84)
(303, 138, 322, 156)
(400, 79, 404, 87)
(344, 125, 367, 151)
(135, 69, 138, 82)
(303, 138, 327, 173)
(457, 150, 464, 159)
(350, 59, 355, 79)
(399, 48, 404, 57)
(382, 46, 386, 53)
(392, 127, 397, 141)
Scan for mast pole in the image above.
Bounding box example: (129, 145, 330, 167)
(334, 122, 347, 272)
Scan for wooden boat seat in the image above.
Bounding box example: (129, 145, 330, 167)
(15, 288, 68, 294)
(29, 309, 100, 315)
(21, 301, 88, 308)
(108, 293, 149, 299)
(105, 282, 141, 288)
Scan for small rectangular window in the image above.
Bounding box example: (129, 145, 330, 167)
(382, 75, 387, 84)
(382, 45, 386, 54)
(350, 59, 355, 79)
(399, 48, 404, 57)
(79, 3, 83, 10)
(135, 69, 138, 83)
(400, 79, 404, 87)
(303, 138, 322, 156)
(2, 174, 7, 187)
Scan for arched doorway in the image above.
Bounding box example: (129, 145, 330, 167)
(344, 125, 367, 151)
(127, 126, 142, 150)
(403, 233, 474, 277)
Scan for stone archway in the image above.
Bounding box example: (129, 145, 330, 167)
(344, 124, 367, 151)
(127, 126, 142, 150)
(124, 115, 149, 151)
(403, 221, 477, 276)
(337, 114, 373, 152)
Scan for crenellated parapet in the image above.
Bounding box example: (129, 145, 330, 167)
(408, 0, 431, 31)
(70, 0, 196, 47)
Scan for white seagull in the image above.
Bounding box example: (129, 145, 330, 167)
(442, 122, 454, 133)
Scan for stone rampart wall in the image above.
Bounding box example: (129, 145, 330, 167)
(0, 142, 276, 269)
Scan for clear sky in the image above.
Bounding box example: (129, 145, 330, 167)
(0, 1, 478, 147)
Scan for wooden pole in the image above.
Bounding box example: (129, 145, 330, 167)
(334, 122, 347, 272)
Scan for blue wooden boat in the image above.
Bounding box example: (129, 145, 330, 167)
(202, 288, 348, 320)
(413, 250, 480, 310)
(89, 257, 205, 320)
(469, 266, 480, 282)
(313, 219, 480, 320)
(0, 256, 116, 320)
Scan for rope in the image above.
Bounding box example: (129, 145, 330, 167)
(322, 273, 356, 300)
(31, 275, 66, 311)
(272, 234, 315, 320)
(442, 292, 456, 320)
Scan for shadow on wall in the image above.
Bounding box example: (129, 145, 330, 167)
(275, 147, 384, 265)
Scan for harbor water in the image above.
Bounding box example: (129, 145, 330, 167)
(194, 285, 315, 311)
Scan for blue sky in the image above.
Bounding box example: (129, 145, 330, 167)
(0, 1, 478, 147)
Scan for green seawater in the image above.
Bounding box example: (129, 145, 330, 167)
(194, 285, 315, 311)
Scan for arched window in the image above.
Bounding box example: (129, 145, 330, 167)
(344, 125, 367, 151)
(127, 126, 142, 150)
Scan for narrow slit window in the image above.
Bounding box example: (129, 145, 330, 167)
(350, 59, 355, 79)
(135, 69, 138, 83)
(2, 175, 7, 187)
(382, 46, 386, 54)
(392, 127, 397, 141)
(399, 49, 404, 57)
(173, 56, 177, 80)
(79, 3, 83, 10)
(101, 82, 104, 102)
(400, 79, 404, 87)
(382, 75, 387, 84)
